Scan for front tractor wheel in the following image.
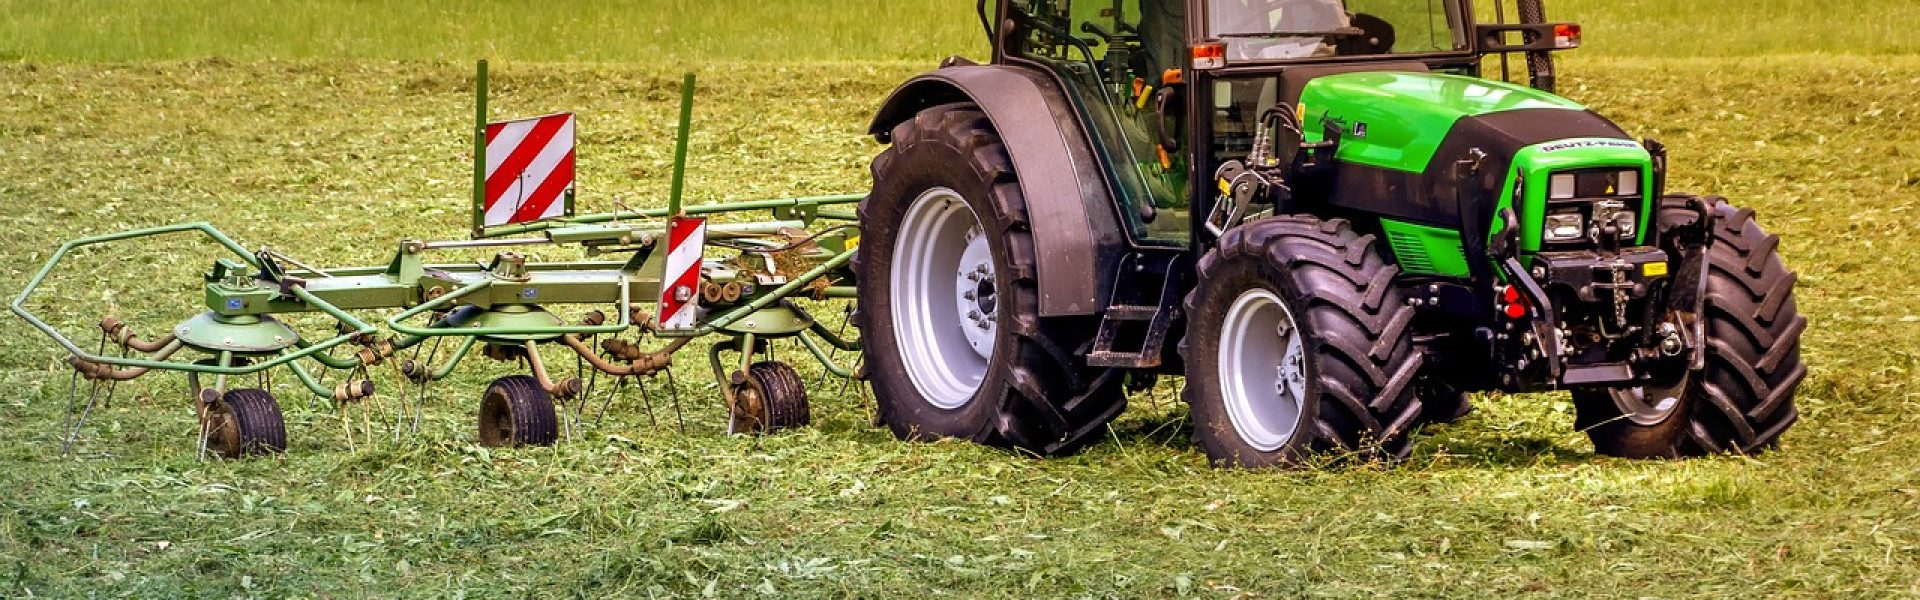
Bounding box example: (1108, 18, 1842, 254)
(1576, 198, 1806, 458)
(1182, 217, 1425, 468)
(856, 103, 1124, 456)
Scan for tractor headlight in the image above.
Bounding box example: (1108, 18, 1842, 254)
(1544, 210, 1586, 242)
(1596, 199, 1637, 238)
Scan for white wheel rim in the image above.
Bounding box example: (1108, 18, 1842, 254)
(1609, 373, 1688, 426)
(891, 188, 993, 410)
(1219, 288, 1307, 452)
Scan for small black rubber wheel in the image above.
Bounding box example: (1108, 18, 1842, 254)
(203, 389, 286, 458)
(1182, 216, 1425, 468)
(857, 102, 1125, 456)
(1576, 197, 1807, 458)
(478, 375, 558, 447)
(729, 361, 811, 434)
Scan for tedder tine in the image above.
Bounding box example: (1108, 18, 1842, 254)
(664, 366, 685, 434)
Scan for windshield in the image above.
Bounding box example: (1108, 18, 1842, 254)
(1206, 0, 1464, 61)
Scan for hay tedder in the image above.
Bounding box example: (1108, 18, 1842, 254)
(15, 65, 864, 458)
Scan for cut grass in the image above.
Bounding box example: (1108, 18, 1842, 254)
(1, 55, 1918, 596)
(2, 0, 1919, 64)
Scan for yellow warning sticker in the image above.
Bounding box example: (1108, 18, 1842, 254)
(1643, 262, 1669, 277)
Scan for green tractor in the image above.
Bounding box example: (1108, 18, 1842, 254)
(854, 0, 1806, 467)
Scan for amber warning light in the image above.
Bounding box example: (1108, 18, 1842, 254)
(1192, 43, 1225, 70)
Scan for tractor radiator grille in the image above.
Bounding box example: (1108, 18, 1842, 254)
(1386, 229, 1438, 273)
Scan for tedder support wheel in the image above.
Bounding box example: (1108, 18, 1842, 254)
(1182, 216, 1425, 468)
(857, 102, 1124, 456)
(1576, 197, 1806, 458)
(478, 375, 558, 448)
(729, 361, 811, 434)
(203, 389, 287, 458)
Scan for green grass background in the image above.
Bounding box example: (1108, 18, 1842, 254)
(2, 1, 1919, 597)
(4, 0, 1920, 62)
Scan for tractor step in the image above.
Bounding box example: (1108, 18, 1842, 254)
(1085, 254, 1183, 369)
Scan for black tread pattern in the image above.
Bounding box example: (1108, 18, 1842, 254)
(747, 361, 811, 432)
(220, 389, 286, 457)
(1684, 198, 1806, 454)
(1184, 216, 1425, 463)
(858, 103, 1125, 455)
(486, 375, 558, 447)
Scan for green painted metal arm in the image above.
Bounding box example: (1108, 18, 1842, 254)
(11, 222, 377, 376)
(383, 275, 635, 337)
(294, 338, 365, 369)
(655, 248, 857, 338)
(796, 332, 854, 379)
(478, 194, 865, 239)
(285, 357, 334, 401)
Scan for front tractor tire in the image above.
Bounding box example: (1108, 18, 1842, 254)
(1182, 217, 1425, 468)
(1576, 198, 1807, 458)
(856, 103, 1124, 456)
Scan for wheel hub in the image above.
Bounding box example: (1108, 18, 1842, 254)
(955, 225, 997, 360)
(1219, 288, 1307, 452)
(1609, 371, 1690, 426)
(890, 188, 993, 410)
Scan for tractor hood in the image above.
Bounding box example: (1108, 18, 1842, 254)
(1298, 71, 1614, 174)
(1296, 70, 1642, 226)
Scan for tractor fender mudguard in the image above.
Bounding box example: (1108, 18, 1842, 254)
(869, 65, 1123, 317)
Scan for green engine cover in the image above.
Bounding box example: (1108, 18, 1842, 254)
(1296, 71, 1654, 277)
(1299, 71, 1586, 173)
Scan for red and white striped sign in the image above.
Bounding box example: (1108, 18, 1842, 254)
(482, 113, 575, 228)
(657, 216, 707, 330)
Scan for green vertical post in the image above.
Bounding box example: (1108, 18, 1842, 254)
(472, 59, 490, 237)
(667, 73, 695, 216)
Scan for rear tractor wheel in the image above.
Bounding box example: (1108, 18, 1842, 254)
(1575, 198, 1806, 458)
(201, 388, 287, 458)
(1181, 217, 1425, 468)
(856, 103, 1124, 456)
(478, 375, 558, 447)
(729, 361, 811, 434)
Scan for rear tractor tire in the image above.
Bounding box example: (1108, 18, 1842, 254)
(729, 361, 811, 434)
(1181, 216, 1425, 468)
(478, 375, 559, 448)
(1575, 197, 1806, 458)
(856, 102, 1125, 456)
(202, 388, 287, 459)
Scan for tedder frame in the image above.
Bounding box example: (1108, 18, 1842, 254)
(13, 63, 866, 458)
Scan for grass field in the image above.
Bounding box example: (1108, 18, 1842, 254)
(4, 0, 1920, 62)
(3, 2, 1920, 597)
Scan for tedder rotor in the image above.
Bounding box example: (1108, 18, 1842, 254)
(13, 63, 863, 458)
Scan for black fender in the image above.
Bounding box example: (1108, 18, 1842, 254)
(869, 64, 1123, 317)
